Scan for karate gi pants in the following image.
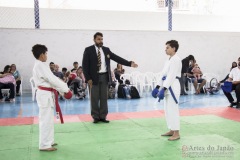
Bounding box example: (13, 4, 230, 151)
(36, 90, 55, 149)
(163, 80, 180, 131)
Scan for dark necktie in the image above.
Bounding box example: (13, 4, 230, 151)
(97, 49, 101, 71)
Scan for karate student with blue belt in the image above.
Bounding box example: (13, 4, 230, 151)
(152, 40, 182, 141)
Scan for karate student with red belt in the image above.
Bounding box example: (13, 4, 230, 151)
(32, 44, 72, 151)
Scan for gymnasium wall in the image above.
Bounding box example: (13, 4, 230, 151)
(0, 28, 239, 91)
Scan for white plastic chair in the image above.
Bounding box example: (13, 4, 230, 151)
(130, 71, 141, 86)
(154, 72, 162, 85)
(137, 73, 153, 96)
(145, 72, 156, 90)
(29, 77, 37, 101)
(1, 89, 10, 98)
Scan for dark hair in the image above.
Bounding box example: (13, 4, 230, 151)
(78, 66, 82, 69)
(94, 32, 103, 39)
(188, 55, 195, 61)
(49, 62, 54, 66)
(62, 67, 67, 72)
(3, 65, 11, 73)
(32, 44, 48, 59)
(166, 40, 179, 52)
(73, 62, 78, 65)
(71, 69, 77, 72)
(231, 62, 237, 70)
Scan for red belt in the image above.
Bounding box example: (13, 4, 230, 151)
(38, 86, 64, 124)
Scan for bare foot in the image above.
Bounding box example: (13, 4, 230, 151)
(168, 136, 180, 141)
(161, 130, 174, 136)
(39, 147, 57, 151)
(195, 89, 200, 95)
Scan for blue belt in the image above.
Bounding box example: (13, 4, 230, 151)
(159, 76, 178, 104)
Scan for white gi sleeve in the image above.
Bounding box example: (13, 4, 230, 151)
(39, 64, 69, 94)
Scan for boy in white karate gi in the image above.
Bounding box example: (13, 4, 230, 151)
(32, 44, 72, 151)
(152, 40, 182, 141)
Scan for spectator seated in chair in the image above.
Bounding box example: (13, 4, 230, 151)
(222, 57, 240, 108)
(220, 61, 237, 83)
(53, 64, 64, 80)
(191, 63, 202, 80)
(187, 61, 206, 94)
(49, 62, 55, 72)
(10, 64, 21, 96)
(67, 73, 86, 99)
(76, 66, 87, 90)
(114, 63, 125, 84)
(62, 67, 68, 83)
(71, 61, 79, 72)
(0, 65, 16, 102)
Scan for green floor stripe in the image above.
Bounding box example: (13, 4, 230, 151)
(0, 115, 239, 160)
(0, 148, 28, 160)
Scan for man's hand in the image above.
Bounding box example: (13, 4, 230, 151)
(131, 61, 138, 68)
(88, 79, 93, 89)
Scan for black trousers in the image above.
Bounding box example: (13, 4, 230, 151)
(223, 84, 240, 103)
(90, 73, 108, 120)
(0, 82, 15, 99)
(179, 73, 187, 94)
(16, 80, 21, 93)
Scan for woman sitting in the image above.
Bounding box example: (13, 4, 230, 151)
(0, 65, 16, 102)
(10, 64, 22, 96)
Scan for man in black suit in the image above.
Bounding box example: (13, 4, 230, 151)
(82, 32, 138, 123)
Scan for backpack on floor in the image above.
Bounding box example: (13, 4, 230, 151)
(117, 84, 126, 98)
(129, 86, 140, 99)
(108, 86, 116, 99)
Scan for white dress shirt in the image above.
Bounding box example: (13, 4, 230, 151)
(95, 45, 107, 73)
(229, 67, 240, 81)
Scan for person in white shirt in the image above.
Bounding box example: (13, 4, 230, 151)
(152, 40, 182, 141)
(32, 44, 72, 151)
(223, 57, 240, 108)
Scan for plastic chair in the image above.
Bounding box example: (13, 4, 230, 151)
(1, 89, 10, 98)
(130, 71, 141, 86)
(145, 72, 156, 90)
(137, 73, 153, 96)
(29, 77, 37, 101)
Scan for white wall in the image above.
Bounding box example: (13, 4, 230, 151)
(0, 28, 239, 91)
(1, 7, 240, 32)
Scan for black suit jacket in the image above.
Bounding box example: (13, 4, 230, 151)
(181, 57, 190, 74)
(82, 45, 132, 85)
